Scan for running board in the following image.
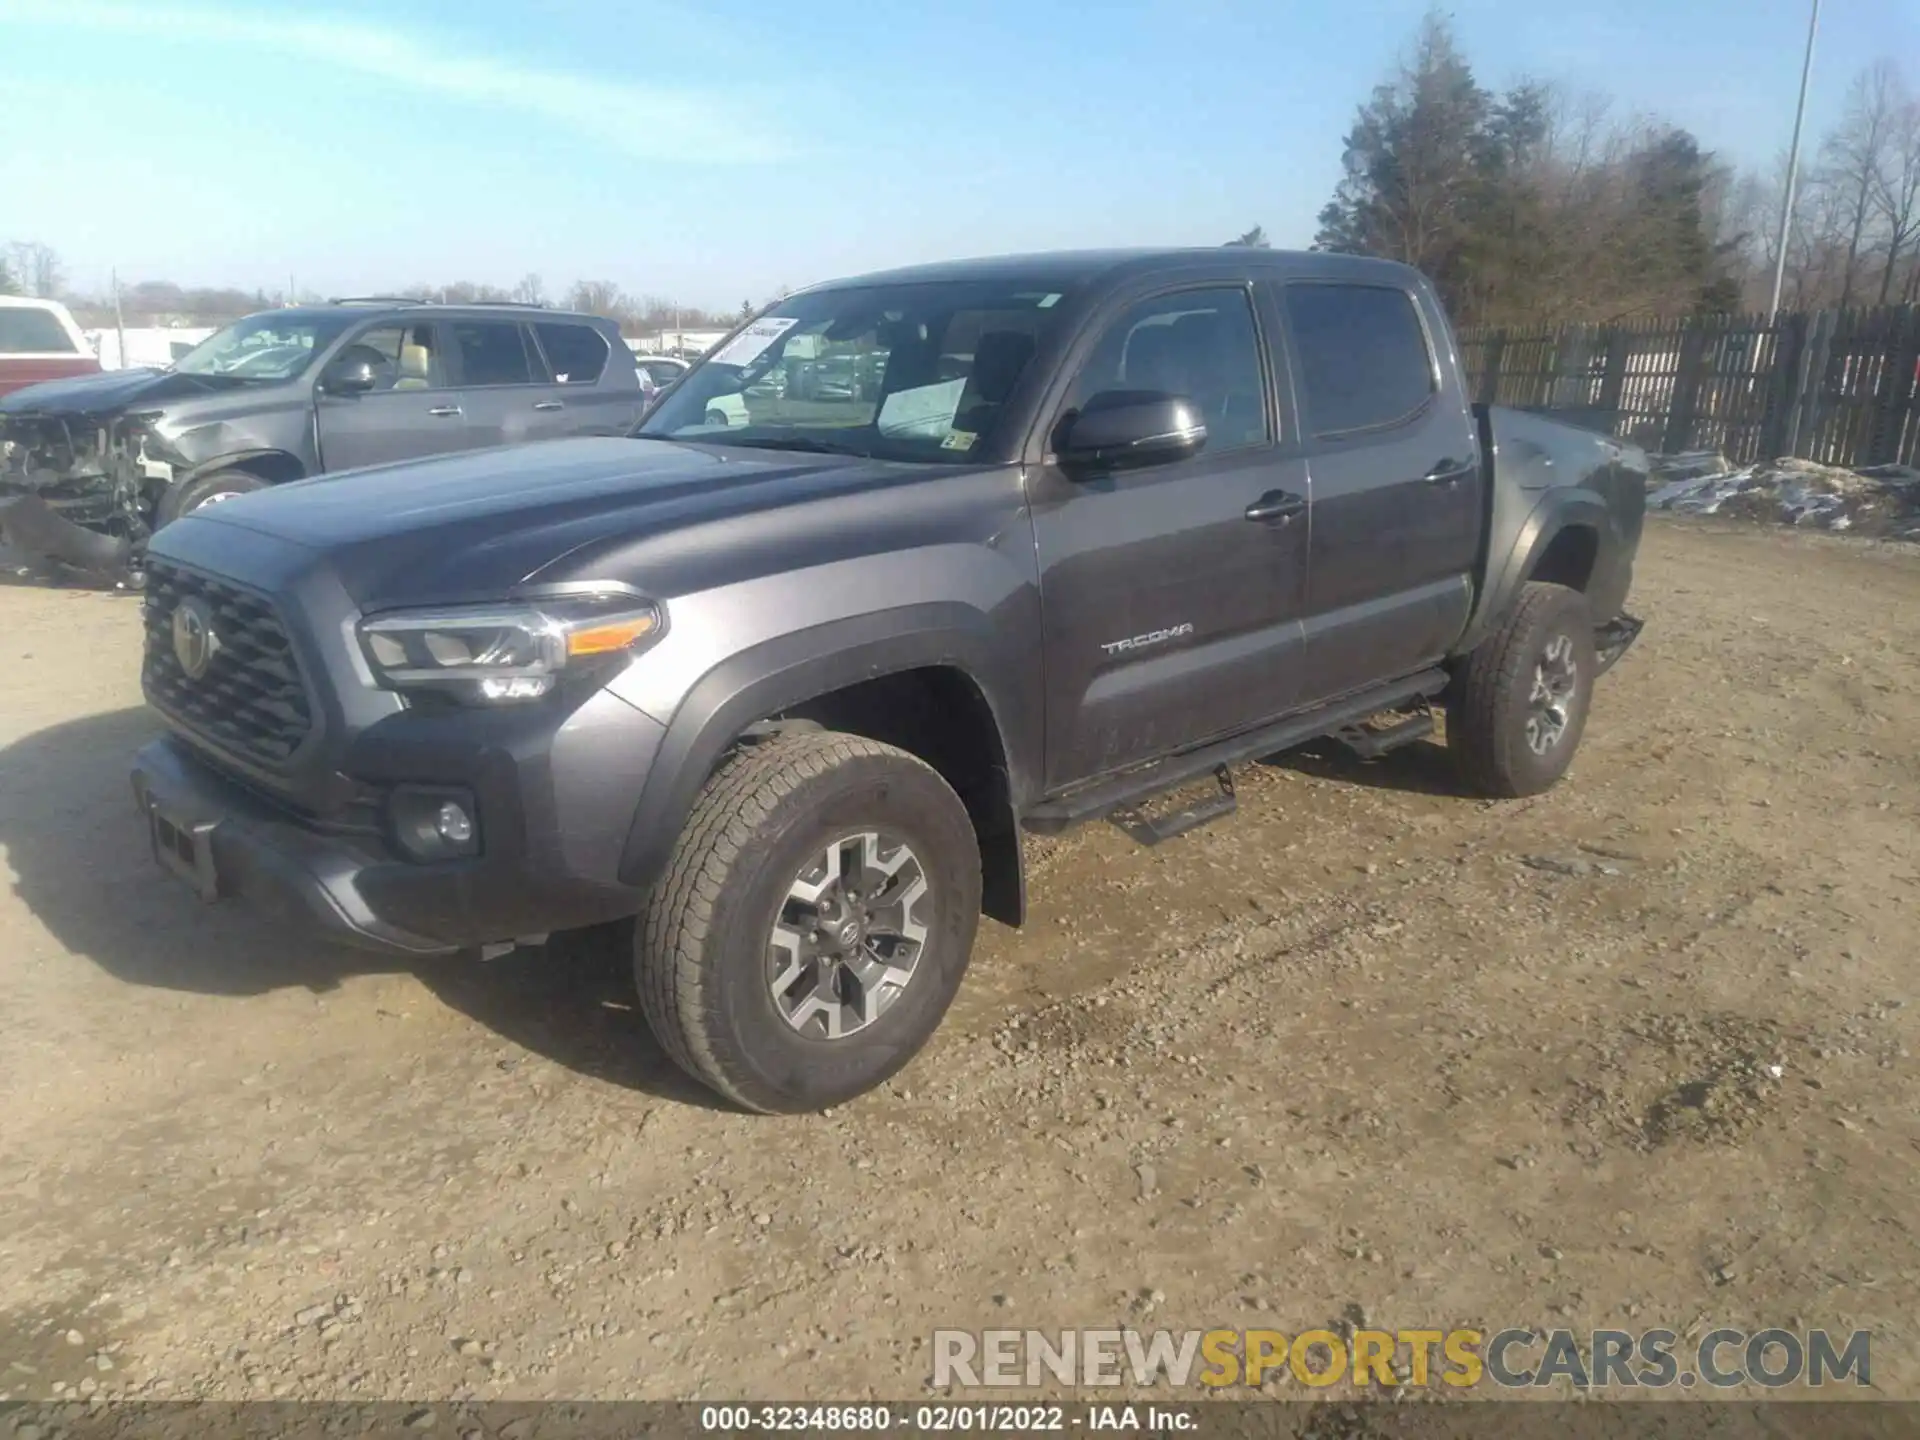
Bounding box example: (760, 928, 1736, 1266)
(1336, 710, 1435, 760)
(1594, 612, 1645, 676)
(1022, 669, 1450, 835)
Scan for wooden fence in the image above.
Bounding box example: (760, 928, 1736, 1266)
(1456, 305, 1920, 469)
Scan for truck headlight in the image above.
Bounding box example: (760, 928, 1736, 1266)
(358, 595, 664, 704)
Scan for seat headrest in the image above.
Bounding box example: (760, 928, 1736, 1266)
(967, 331, 1037, 405)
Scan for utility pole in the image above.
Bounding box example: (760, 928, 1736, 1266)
(111, 268, 128, 372)
(1769, 0, 1821, 318)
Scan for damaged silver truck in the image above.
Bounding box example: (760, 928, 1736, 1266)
(0, 299, 648, 581)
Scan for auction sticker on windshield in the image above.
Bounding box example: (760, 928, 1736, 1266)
(709, 317, 799, 368)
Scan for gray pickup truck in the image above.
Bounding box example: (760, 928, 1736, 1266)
(128, 248, 1645, 1113)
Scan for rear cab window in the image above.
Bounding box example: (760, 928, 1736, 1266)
(1282, 283, 1435, 437)
(0, 306, 81, 355)
(534, 323, 612, 385)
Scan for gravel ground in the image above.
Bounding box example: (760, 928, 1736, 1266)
(0, 517, 1916, 1409)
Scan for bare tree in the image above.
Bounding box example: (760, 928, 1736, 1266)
(1812, 63, 1904, 309)
(6, 241, 64, 299)
(513, 273, 547, 306)
(1871, 89, 1920, 304)
(565, 280, 630, 320)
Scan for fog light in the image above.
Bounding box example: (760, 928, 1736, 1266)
(389, 785, 480, 861)
(435, 801, 474, 845)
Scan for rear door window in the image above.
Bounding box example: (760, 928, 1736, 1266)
(1282, 283, 1435, 437)
(534, 323, 612, 385)
(449, 320, 537, 387)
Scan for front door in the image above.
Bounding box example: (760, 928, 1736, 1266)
(1275, 281, 1483, 703)
(314, 321, 467, 471)
(1029, 284, 1311, 791)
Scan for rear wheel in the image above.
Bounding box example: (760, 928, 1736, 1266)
(156, 469, 268, 526)
(1448, 581, 1597, 798)
(634, 731, 981, 1113)
(704, 408, 730, 427)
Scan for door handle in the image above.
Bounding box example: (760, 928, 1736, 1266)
(1424, 457, 1476, 486)
(532, 400, 565, 412)
(427, 405, 463, 418)
(1244, 490, 1306, 524)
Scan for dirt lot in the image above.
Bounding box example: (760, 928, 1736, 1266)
(1, 518, 1917, 1409)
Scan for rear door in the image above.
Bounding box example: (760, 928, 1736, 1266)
(314, 320, 468, 471)
(528, 320, 642, 438)
(1028, 282, 1312, 790)
(443, 317, 555, 449)
(1276, 279, 1483, 703)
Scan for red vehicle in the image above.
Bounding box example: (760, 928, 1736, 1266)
(0, 296, 100, 397)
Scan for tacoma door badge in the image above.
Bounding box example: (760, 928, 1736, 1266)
(1100, 622, 1194, 656)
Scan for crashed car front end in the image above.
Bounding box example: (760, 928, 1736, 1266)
(0, 410, 174, 576)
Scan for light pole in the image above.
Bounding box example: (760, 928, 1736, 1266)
(1769, 0, 1821, 318)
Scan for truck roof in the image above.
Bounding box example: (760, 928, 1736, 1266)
(249, 302, 616, 325)
(809, 247, 1424, 293)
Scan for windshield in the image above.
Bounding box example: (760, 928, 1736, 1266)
(172, 313, 355, 381)
(635, 279, 1076, 462)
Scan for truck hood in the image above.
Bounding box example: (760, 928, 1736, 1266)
(158, 436, 911, 607)
(0, 366, 246, 418)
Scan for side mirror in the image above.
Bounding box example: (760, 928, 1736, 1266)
(322, 357, 378, 395)
(1057, 390, 1206, 472)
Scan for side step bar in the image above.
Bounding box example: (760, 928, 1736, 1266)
(1113, 766, 1238, 847)
(1594, 612, 1645, 676)
(1336, 710, 1435, 760)
(1022, 669, 1450, 836)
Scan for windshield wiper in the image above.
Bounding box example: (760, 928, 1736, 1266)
(701, 434, 871, 457)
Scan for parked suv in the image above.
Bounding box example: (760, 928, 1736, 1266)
(0, 299, 644, 578)
(130, 249, 1645, 1114)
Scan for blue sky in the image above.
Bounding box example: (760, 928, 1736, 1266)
(5, 0, 1914, 309)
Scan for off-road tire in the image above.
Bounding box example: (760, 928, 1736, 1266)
(156, 469, 268, 527)
(634, 730, 982, 1113)
(1448, 580, 1597, 798)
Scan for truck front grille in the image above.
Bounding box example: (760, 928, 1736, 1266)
(141, 560, 315, 766)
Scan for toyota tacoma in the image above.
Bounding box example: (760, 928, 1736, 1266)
(129, 248, 1645, 1113)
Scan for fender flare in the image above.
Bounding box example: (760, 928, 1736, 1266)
(1459, 488, 1617, 654)
(179, 449, 308, 487)
(617, 603, 1029, 922)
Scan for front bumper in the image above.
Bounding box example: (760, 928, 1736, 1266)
(131, 719, 658, 957)
(0, 491, 134, 574)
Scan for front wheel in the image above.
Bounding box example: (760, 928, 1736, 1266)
(634, 731, 982, 1113)
(1447, 581, 1597, 798)
(704, 408, 730, 427)
(155, 469, 268, 527)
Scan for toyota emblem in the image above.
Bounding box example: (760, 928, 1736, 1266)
(171, 597, 221, 679)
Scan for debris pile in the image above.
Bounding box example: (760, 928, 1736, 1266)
(1647, 451, 1920, 539)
